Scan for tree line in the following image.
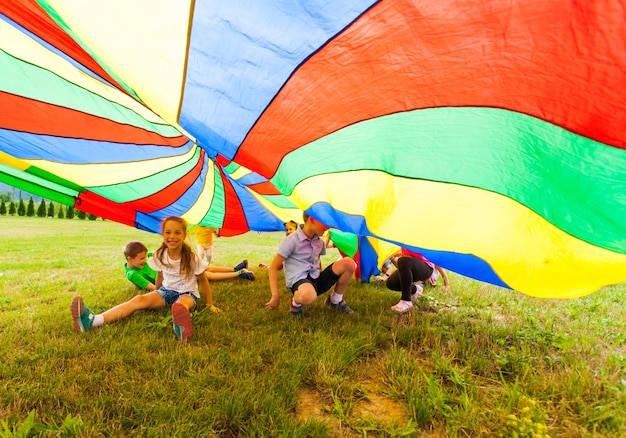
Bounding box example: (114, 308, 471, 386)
(0, 195, 100, 220)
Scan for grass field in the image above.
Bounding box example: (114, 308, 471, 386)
(0, 216, 625, 437)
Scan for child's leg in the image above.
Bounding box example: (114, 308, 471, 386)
(196, 244, 207, 262)
(71, 292, 165, 333)
(173, 294, 195, 311)
(394, 257, 431, 302)
(197, 244, 213, 264)
(206, 265, 236, 273)
(396, 257, 417, 302)
(205, 268, 255, 281)
(293, 282, 318, 306)
(313, 259, 355, 313)
(102, 291, 165, 324)
(206, 271, 239, 280)
(205, 245, 213, 265)
(330, 257, 356, 295)
(385, 270, 402, 291)
(390, 257, 415, 313)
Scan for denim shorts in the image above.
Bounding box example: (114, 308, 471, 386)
(158, 287, 198, 311)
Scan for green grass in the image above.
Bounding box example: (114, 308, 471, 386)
(0, 216, 625, 437)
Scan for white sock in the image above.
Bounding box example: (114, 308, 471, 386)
(330, 292, 343, 304)
(92, 314, 104, 328)
(291, 298, 302, 308)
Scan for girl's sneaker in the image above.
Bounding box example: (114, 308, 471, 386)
(391, 300, 413, 314)
(172, 303, 193, 341)
(71, 296, 95, 333)
(411, 284, 424, 302)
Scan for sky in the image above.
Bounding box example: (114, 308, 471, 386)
(0, 182, 42, 202)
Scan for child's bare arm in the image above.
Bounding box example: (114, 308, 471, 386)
(436, 266, 450, 290)
(198, 271, 220, 313)
(155, 271, 164, 290)
(265, 254, 285, 310)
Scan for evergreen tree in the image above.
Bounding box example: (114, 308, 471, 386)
(57, 205, 65, 219)
(88, 214, 98, 221)
(77, 210, 87, 220)
(0, 200, 6, 215)
(9, 201, 16, 215)
(18, 199, 26, 216)
(47, 202, 55, 217)
(37, 199, 46, 217)
(66, 206, 75, 219)
(26, 197, 35, 217)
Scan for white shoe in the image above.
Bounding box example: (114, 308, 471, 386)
(391, 300, 413, 314)
(411, 284, 424, 302)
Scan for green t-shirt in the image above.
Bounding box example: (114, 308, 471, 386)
(124, 252, 157, 289)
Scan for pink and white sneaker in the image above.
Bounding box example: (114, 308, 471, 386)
(391, 300, 413, 314)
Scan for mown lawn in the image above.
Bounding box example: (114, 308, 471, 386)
(0, 216, 624, 437)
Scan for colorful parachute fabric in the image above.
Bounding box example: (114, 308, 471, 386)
(1, 0, 625, 298)
(0, 0, 301, 235)
(328, 229, 402, 283)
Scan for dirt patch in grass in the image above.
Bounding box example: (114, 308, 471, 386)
(352, 381, 406, 420)
(295, 387, 327, 420)
(296, 384, 409, 436)
(296, 387, 343, 434)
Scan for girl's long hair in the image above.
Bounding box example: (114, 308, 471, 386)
(154, 216, 196, 281)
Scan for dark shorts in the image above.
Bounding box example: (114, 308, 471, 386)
(289, 264, 340, 296)
(158, 287, 198, 311)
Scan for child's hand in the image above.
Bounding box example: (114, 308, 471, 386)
(265, 297, 280, 310)
(209, 305, 221, 313)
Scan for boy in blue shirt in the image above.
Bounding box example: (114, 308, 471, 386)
(264, 213, 356, 317)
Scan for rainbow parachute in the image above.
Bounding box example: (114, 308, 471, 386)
(1, 1, 625, 298)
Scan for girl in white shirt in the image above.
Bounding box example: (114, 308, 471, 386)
(71, 216, 220, 341)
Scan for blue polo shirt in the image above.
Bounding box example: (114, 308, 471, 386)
(277, 225, 326, 288)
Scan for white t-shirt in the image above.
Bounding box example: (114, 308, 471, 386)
(148, 250, 207, 297)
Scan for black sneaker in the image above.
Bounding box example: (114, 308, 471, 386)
(238, 269, 255, 281)
(233, 259, 248, 272)
(324, 297, 354, 314)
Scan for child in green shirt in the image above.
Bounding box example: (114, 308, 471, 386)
(124, 241, 158, 290)
(124, 241, 255, 289)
